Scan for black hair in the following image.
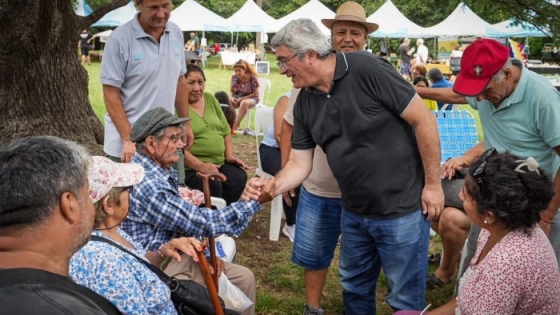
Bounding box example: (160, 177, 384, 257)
(214, 91, 236, 129)
(186, 64, 206, 81)
(465, 152, 553, 234)
(412, 76, 430, 87)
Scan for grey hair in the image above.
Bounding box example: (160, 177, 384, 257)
(491, 59, 513, 83)
(271, 19, 332, 59)
(0, 136, 90, 229)
(417, 38, 424, 45)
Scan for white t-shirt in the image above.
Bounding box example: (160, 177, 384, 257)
(416, 44, 428, 64)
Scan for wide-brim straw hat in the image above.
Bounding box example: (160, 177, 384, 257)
(322, 1, 379, 34)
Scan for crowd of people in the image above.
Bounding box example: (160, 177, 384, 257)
(4, 0, 560, 315)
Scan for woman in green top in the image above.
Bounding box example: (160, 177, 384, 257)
(183, 64, 249, 204)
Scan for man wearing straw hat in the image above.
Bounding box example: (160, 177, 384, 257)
(279, 2, 379, 314)
(245, 17, 444, 314)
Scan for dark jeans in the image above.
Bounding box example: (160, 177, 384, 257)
(259, 143, 299, 226)
(184, 162, 247, 205)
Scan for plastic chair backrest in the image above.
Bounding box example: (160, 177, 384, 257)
(432, 110, 479, 162)
(257, 78, 271, 106)
(254, 107, 274, 175)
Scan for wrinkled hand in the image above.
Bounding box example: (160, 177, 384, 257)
(422, 184, 444, 221)
(282, 189, 296, 207)
(161, 237, 204, 263)
(226, 155, 249, 170)
(231, 98, 240, 108)
(242, 177, 274, 203)
(183, 124, 194, 150)
(441, 156, 473, 179)
(198, 162, 220, 174)
(121, 140, 136, 163)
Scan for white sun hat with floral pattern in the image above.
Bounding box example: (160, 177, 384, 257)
(88, 156, 145, 203)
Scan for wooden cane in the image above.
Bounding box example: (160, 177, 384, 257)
(196, 250, 224, 315)
(196, 172, 227, 291)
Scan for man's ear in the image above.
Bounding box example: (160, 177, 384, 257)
(59, 191, 80, 224)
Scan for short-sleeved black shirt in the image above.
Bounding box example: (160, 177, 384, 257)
(292, 51, 424, 219)
(399, 43, 411, 64)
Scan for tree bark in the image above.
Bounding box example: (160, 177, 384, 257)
(0, 0, 128, 154)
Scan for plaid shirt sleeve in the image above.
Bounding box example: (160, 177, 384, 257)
(128, 153, 261, 249)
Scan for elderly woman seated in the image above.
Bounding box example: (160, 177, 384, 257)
(183, 64, 248, 204)
(396, 150, 560, 315)
(70, 156, 204, 315)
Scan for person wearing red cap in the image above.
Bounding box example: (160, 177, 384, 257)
(416, 38, 560, 274)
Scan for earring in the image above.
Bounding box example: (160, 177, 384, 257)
(484, 220, 488, 224)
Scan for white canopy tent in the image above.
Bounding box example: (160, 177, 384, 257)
(367, 0, 430, 38)
(486, 19, 552, 38)
(226, 0, 281, 33)
(74, 0, 93, 16)
(169, 0, 230, 31)
(275, 0, 335, 36)
(421, 3, 491, 36)
(91, 1, 138, 27)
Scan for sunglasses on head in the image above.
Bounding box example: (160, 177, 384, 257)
(470, 147, 497, 187)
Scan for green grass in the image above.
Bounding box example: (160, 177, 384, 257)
(85, 54, 467, 314)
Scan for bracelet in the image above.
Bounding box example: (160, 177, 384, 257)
(158, 244, 168, 259)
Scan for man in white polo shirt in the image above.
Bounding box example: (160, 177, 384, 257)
(100, 0, 193, 179)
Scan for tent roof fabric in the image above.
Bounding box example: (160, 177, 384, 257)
(367, 0, 428, 37)
(275, 0, 335, 36)
(74, 0, 93, 17)
(226, 0, 281, 32)
(421, 3, 491, 36)
(91, 1, 137, 27)
(169, 0, 230, 31)
(486, 19, 552, 38)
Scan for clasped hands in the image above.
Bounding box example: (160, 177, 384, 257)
(241, 177, 276, 204)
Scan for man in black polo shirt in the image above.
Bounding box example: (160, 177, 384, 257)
(243, 18, 444, 313)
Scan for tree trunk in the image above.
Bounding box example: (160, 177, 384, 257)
(0, 0, 128, 154)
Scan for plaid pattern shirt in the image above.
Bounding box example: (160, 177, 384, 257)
(122, 152, 261, 251)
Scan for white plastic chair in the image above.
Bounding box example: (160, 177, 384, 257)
(254, 107, 285, 241)
(210, 196, 236, 262)
(245, 77, 272, 131)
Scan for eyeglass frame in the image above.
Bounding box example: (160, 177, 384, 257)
(156, 132, 184, 143)
(276, 53, 299, 70)
(470, 147, 497, 186)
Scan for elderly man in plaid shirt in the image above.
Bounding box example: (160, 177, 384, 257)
(122, 107, 261, 315)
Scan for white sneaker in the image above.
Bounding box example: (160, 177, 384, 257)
(283, 224, 295, 243)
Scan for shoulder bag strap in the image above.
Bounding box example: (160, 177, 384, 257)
(89, 235, 170, 281)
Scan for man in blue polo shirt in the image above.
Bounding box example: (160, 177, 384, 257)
(100, 0, 194, 169)
(244, 19, 444, 313)
(416, 38, 560, 272)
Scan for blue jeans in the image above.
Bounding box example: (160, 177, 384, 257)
(340, 209, 429, 313)
(291, 187, 342, 270)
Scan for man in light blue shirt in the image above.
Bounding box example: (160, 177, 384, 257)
(417, 39, 560, 272)
(101, 0, 193, 164)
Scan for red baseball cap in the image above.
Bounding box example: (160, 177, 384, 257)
(453, 39, 510, 97)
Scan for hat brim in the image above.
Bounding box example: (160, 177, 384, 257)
(452, 75, 492, 97)
(89, 156, 145, 203)
(321, 18, 379, 34)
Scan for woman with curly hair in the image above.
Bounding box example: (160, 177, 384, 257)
(397, 150, 560, 315)
(230, 59, 259, 135)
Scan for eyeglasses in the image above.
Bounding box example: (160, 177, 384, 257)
(160, 133, 184, 143)
(470, 147, 497, 186)
(276, 53, 298, 70)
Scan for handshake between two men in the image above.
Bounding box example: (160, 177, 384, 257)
(241, 177, 278, 204)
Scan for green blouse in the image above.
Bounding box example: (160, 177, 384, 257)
(186, 92, 231, 169)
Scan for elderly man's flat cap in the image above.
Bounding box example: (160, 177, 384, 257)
(130, 107, 190, 143)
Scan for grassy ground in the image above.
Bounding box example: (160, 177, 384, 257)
(86, 55, 463, 314)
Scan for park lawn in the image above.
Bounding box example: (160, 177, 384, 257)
(86, 55, 462, 314)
